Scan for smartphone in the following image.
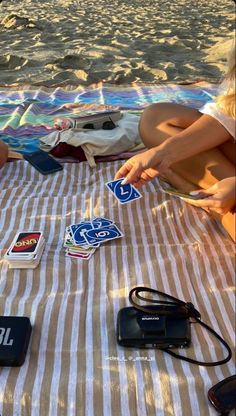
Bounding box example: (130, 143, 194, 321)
(23, 150, 63, 175)
(208, 375, 236, 414)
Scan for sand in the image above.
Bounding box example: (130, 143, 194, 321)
(0, 0, 235, 86)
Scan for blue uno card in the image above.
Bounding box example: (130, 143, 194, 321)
(92, 217, 114, 228)
(106, 179, 142, 204)
(70, 222, 99, 247)
(83, 224, 123, 245)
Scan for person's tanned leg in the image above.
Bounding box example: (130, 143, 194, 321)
(139, 103, 235, 186)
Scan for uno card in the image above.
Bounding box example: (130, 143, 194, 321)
(70, 222, 100, 247)
(106, 179, 142, 204)
(68, 245, 96, 254)
(83, 224, 123, 245)
(6, 235, 45, 269)
(7, 232, 43, 257)
(66, 251, 92, 260)
(7, 240, 45, 262)
(70, 222, 94, 246)
(64, 227, 73, 245)
(161, 186, 201, 200)
(92, 217, 114, 228)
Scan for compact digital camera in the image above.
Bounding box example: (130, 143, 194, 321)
(116, 287, 232, 366)
(117, 305, 191, 349)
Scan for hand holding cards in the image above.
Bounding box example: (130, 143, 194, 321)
(4, 232, 45, 269)
(160, 184, 202, 200)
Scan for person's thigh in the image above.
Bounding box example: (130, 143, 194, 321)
(139, 102, 201, 148)
(219, 140, 236, 164)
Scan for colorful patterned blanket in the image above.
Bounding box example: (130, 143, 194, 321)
(0, 82, 217, 154)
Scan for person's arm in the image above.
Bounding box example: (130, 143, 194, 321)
(0, 140, 8, 169)
(115, 114, 233, 186)
(161, 114, 233, 165)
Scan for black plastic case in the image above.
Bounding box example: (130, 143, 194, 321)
(0, 316, 32, 366)
(117, 306, 191, 348)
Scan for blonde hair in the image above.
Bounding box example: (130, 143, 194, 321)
(216, 43, 236, 119)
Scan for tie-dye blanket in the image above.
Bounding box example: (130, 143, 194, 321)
(0, 82, 217, 154)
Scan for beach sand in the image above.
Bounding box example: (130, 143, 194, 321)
(0, 0, 235, 86)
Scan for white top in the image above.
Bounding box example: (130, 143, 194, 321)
(199, 102, 235, 140)
(199, 81, 235, 140)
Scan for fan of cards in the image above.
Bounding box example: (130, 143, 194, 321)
(160, 183, 201, 200)
(4, 232, 45, 269)
(64, 217, 123, 260)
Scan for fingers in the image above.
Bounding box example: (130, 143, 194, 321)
(114, 163, 131, 180)
(115, 159, 143, 183)
(183, 198, 228, 215)
(183, 197, 216, 208)
(189, 189, 214, 199)
(115, 163, 151, 189)
(132, 177, 148, 188)
(115, 159, 143, 185)
(124, 163, 143, 184)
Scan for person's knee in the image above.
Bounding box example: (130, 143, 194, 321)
(139, 103, 166, 147)
(138, 103, 174, 148)
(139, 103, 201, 148)
(139, 103, 169, 130)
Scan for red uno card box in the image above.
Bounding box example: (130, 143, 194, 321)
(0, 316, 32, 366)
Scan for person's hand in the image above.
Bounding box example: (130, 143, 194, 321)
(183, 177, 236, 215)
(115, 146, 171, 187)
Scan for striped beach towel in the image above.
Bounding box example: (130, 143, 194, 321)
(0, 160, 235, 416)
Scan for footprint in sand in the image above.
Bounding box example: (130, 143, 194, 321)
(0, 54, 28, 70)
(1, 14, 41, 30)
(52, 54, 91, 70)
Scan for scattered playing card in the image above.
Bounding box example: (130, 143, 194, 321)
(106, 179, 142, 204)
(70, 222, 95, 246)
(66, 251, 93, 260)
(64, 217, 123, 260)
(83, 224, 123, 245)
(92, 217, 114, 228)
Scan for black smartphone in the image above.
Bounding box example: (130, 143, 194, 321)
(23, 150, 63, 175)
(208, 375, 236, 414)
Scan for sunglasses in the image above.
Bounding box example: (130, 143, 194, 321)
(83, 118, 116, 131)
(208, 375, 236, 415)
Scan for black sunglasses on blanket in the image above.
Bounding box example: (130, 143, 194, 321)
(208, 375, 236, 415)
(83, 118, 116, 130)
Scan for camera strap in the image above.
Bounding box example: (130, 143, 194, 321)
(129, 286, 232, 366)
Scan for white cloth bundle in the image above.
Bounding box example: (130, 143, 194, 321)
(40, 113, 143, 167)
